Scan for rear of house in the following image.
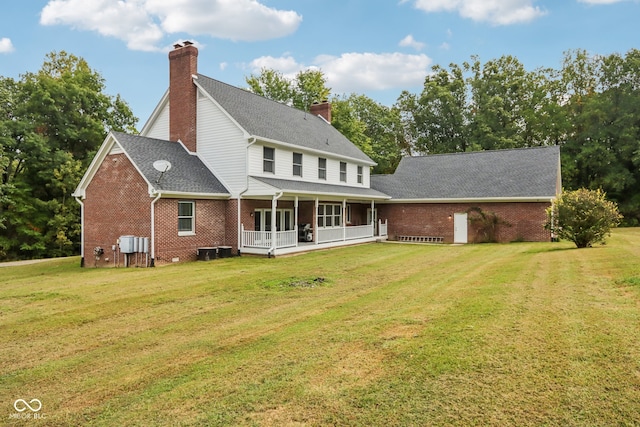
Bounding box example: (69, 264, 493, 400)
(73, 43, 561, 267)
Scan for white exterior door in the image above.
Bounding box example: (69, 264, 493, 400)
(454, 213, 468, 244)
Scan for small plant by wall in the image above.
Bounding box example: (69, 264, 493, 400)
(466, 207, 511, 243)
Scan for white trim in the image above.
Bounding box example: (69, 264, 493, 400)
(380, 197, 557, 204)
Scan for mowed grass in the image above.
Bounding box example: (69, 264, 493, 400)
(2, 230, 640, 426)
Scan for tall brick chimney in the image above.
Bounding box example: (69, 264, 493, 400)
(310, 100, 331, 123)
(169, 41, 198, 152)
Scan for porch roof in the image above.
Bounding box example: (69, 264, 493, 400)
(247, 176, 390, 200)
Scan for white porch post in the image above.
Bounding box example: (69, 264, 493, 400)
(294, 196, 299, 247)
(314, 197, 319, 245)
(271, 195, 278, 234)
(342, 199, 347, 241)
(371, 200, 375, 236)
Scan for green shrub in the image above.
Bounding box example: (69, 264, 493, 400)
(546, 188, 622, 248)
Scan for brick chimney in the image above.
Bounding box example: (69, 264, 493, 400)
(169, 42, 198, 152)
(310, 100, 331, 123)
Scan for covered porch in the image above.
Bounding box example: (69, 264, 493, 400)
(239, 177, 389, 256)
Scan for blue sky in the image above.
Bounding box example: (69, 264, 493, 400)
(1, 1, 638, 127)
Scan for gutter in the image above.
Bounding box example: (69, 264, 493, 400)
(150, 191, 162, 267)
(74, 196, 85, 267)
(268, 190, 284, 257)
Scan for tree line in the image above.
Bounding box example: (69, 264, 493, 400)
(1, 49, 638, 260)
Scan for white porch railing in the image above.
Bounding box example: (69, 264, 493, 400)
(345, 224, 374, 240)
(317, 227, 346, 243)
(379, 219, 388, 237)
(242, 221, 388, 250)
(241, 227, 297, 249)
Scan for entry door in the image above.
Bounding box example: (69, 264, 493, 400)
(454, 213, 468, 244)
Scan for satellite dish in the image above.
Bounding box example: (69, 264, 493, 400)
(153, 160, 172, 172)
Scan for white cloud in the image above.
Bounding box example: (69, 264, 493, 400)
(40, 0, 302, 51)
(250, 52, 432, 94)
(0, 37, 14, 53)
(399, 34, 426, 51)
(410, 0, 547, 25)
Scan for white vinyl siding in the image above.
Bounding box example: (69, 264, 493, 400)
(196, 93, 246, 194)
(249, 144, 370, 187)
(142, 102, 170, 140)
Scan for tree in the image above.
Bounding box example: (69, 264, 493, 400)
(560, 49, 640, 224)
(402, 63, 469, 154)
(546, 188, 622, 248)
(245, 68, 330, 110)
(0, 52, 137, 260)
(332, 94, 407, 173)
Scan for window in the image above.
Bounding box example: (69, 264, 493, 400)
(346, 205, 352, 224)
(318, 158, 327, 180)
(178, 201, 194, 234)
(293, 152, 303, 177)
(340, 162, 347, 182)
(317, 203, 342, 228)
(263, 146, 275, 173)
(357, 166, 363, 184)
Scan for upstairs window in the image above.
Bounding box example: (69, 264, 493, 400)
(263, 147, 275, 173)
(293, 152, 303, 177)
(318, 158, 327, 180)
(340, 162, 347, 182)
(357, 165, 363, 184)
(178, 201, 195, 235)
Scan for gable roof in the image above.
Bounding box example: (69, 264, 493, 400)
(113, 132, 229, 196)
(370, 146, 561, 201)
(194, 74, 375, 165)
(73, 131, 229, 198)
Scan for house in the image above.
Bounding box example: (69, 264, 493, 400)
(371, 146, 561, 243)
(73, 43, 561, 267)
(73, 42, 390, 267)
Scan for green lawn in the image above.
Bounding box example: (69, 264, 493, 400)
(2, 230, 640, 426)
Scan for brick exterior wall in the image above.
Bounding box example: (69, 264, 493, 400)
(169, 44, 198, 152)
(377, 202, 552, 243)
(83, 153, 152, 267)
(83, 153, 233, 267)
(154, 198, 227, 264)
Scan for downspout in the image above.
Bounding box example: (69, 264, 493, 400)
(238, 137, 258, 255)
(150, 191, 162, 267)
(268, 190, 284, 257)
(74, 196, 84, 267)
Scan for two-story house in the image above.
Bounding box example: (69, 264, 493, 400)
(73, 42, 390, 267)
(74, 42, 561, 267)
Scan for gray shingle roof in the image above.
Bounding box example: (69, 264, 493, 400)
(195, 74, 375, 164)
(370, 146, 560, 200)
(113, 132, 229, 195)
(251, 176, 390, 200)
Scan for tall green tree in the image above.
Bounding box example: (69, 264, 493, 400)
(333, 94, 407, 173)
(398, 63, 469, 154)
(246, 68, 331, 111)
(0, 51, 137, 260)
(560, 49, 640, 224)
